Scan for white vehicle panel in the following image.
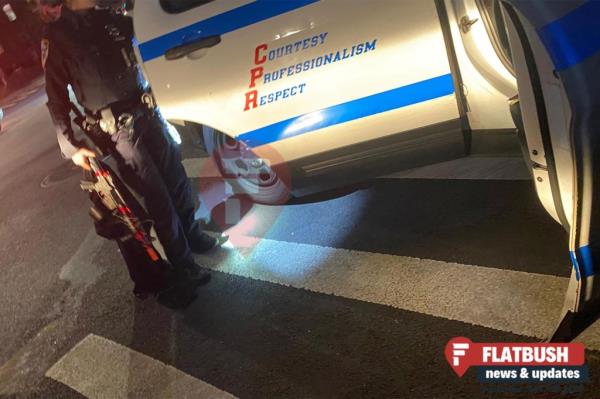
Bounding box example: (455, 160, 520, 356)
(134, 0, 459, 161)
(269, 95, 459, 164)
(448, 0, 516, 131)
(133, 1, 255, 45)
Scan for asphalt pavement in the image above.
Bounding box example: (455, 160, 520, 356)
(0, 90, 599, 398)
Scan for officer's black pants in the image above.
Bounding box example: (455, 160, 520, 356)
(110, 107, 201, 265)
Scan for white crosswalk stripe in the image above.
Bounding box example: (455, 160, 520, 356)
(46, 334, 237, 399)
(47, 234, 600, 397)
(196, 234, 600, 350)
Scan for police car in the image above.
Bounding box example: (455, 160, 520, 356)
(133, 1, 600, 341)
(132, 0, 520, 202)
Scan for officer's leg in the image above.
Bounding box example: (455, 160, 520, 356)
(111, 123, 192, 265)
(135, 110, 210, 244)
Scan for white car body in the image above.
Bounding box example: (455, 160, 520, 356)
(132, 0, 521, 201)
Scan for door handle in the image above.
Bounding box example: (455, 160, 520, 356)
(164, 35, 221, 60)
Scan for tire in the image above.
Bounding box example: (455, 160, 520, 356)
(202, 126, 291, 205)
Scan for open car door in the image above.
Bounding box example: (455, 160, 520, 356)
(501, 0, 600, 341)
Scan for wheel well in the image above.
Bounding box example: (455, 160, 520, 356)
(168, 120, 237, 153)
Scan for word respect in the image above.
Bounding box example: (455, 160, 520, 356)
(244, 32, 328, 111)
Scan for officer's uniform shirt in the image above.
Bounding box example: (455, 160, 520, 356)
(43, 7, 143, 158)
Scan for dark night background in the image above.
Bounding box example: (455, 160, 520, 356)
(0, 0, 43, 96)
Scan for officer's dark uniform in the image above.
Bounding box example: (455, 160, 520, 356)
(43, 6, 214, 271)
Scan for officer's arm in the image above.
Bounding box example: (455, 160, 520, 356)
(43, 39, 84, 159)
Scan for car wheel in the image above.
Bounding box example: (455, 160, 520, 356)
(202, 126, 291, 205)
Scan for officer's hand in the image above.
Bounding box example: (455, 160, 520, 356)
(72, 148, 96, 171)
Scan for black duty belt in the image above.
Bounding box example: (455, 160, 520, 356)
(108, 91, 155, 116)
(94, 92, 156, 135)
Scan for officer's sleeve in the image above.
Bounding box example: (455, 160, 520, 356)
(43, 38, 84, 159)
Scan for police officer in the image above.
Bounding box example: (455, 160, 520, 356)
(40, 0, 224, 288)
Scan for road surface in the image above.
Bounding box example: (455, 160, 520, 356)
(0, 88, 599, 398)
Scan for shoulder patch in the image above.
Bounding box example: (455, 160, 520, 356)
(41, 39, 50, 69)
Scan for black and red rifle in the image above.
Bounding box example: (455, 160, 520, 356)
(80, 157, 161, 262)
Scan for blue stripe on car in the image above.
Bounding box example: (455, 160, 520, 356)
(537, 1, 600, 71)
(570, 245, 595, 280)
(237, 73, 455, 147)
(570, 251, 581, 281)
(139, 0, 320, 62)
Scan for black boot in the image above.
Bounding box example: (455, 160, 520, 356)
(156, 260, 211, 309)
(174, 258, 212, 282)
